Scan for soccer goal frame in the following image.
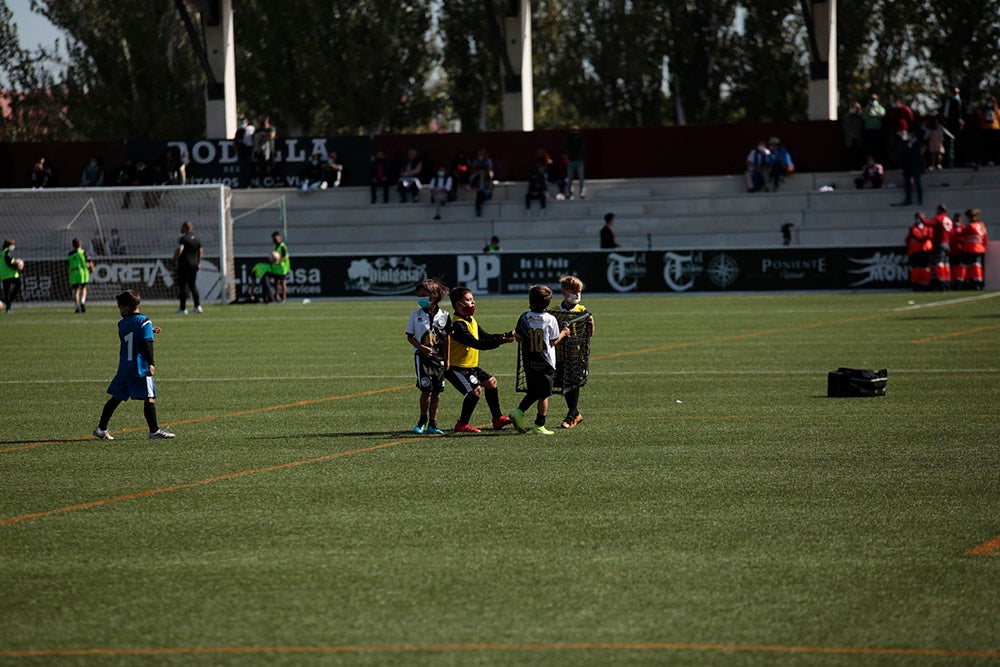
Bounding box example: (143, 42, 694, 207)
(0, 185, 235, 305)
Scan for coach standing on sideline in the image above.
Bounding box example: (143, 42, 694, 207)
(173, 221, 203, 314)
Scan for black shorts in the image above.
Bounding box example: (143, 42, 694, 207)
(524, 367, 555, 399)
(962, 252, 985, 267)
(932, 244, 950, 265)
(414, 355, 445, 394)
(445, 366, 494, 395)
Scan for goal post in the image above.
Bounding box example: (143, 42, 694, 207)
(0, 185, 234, 305)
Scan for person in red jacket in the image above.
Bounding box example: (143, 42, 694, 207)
(905, 214, 933, 290)
(950, 213, 967, 289)
(924, 204, 954, 290)
(960, 209, 989, 289)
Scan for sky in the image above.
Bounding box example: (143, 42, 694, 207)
(7, 0, 64, 50)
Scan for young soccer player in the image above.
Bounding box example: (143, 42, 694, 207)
(406, 279, 451, 435)
(67, 238, 94, 313)
(1, 237, 23, 314)
(93, 289, 175, 440)
(509, 285, 570, 435)
(556, 275, 594, 428)
(270, 231, 290, 302)
(445, 286, 516, 433)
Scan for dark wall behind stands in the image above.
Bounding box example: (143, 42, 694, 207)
(1, 121, 846, 189)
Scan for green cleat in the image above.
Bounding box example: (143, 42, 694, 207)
(529, 425, 555, 435)
(509, 409, 527, 433)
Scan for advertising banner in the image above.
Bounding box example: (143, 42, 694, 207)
(7, 247, 912, 305)
(232, 246, 911, 300)
(124, 136, 374, 189)
(12, 256, 225, 304)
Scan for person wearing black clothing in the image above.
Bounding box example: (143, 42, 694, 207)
(172, 221, 203, 314)
(525, 163, 547, 212)
(370, 150, 390, 204)
(893, 123, 924, 206)
(600, 213, 619, 248)
(566, 126, 585, 198)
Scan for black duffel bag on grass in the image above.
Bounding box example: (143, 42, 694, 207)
(827, 368, 888, 397)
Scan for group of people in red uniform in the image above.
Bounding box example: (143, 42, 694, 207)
(905, 204, 989, 291)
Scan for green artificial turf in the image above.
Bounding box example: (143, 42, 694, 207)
(1, 291, 998, 665)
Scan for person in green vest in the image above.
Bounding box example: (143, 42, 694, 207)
(269, 231, 291, 302)
(1, 238, 23, 314)
(68, 237, 95, 313)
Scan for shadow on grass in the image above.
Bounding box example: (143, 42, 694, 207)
(267, 430, 515, 440)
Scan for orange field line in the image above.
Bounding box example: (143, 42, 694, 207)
(967, 534, 1000, 556)
(0, 385, 410, 454)
(2, 641, 998, 659)
(0, 437, 422, 527)
(911, 324, 1000, 345)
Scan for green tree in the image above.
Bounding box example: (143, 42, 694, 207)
(32, 0, 206, 139)
(533, 1, 669, 127)
(664, 0, 740, 124)
(234, 0, 436, 136)
(727, 0, 809, 122)
(439, 0, 502, 132)
(919, 0, 1000, 102)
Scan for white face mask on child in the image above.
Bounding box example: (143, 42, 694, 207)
(565, 293, 581, 305)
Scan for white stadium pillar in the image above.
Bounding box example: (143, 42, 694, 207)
(502, 0, 534, 132)
(203, 0, 237, 139)
(807, 0, 838, 121)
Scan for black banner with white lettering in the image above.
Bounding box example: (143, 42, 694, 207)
(232, 246, 910, 299)
(10, 247, 910, 305)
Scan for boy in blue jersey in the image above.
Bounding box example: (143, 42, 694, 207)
(93, 290, 175, 440)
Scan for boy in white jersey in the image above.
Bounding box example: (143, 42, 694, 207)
(509, 285, 570, 435)
(405, 279, 451, 434)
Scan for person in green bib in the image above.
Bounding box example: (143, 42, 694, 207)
(1, 238, 23, 314)
(68, 238, 95, 313)
(269, 231, 290, 302)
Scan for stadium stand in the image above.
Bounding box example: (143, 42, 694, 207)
(231, 167, 1000, 255)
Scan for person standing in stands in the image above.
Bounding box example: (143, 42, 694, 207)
(566, 125, 586, 199)
(370, 150, 390, 204)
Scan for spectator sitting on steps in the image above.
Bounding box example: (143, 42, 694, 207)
(854, 155, 884, 189)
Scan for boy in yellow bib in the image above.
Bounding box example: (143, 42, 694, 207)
(444, 286, 516, 433)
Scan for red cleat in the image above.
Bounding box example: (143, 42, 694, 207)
(453, 421, 482, 434)
(492, 415, 513, 430)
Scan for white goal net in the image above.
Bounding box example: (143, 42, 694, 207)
(0, 185, 234, 305)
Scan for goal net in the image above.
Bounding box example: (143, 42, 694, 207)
(0, 185, 234, 305)
(516, 310, 592, 395)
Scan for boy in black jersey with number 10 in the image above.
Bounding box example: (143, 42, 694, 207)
(445, 286, 516, 433)
(509, 285, 570, 435)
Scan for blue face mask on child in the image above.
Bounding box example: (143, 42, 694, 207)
(417, 297, 432, 309)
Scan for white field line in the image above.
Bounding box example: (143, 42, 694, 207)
(891, 291, 1000, 311)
